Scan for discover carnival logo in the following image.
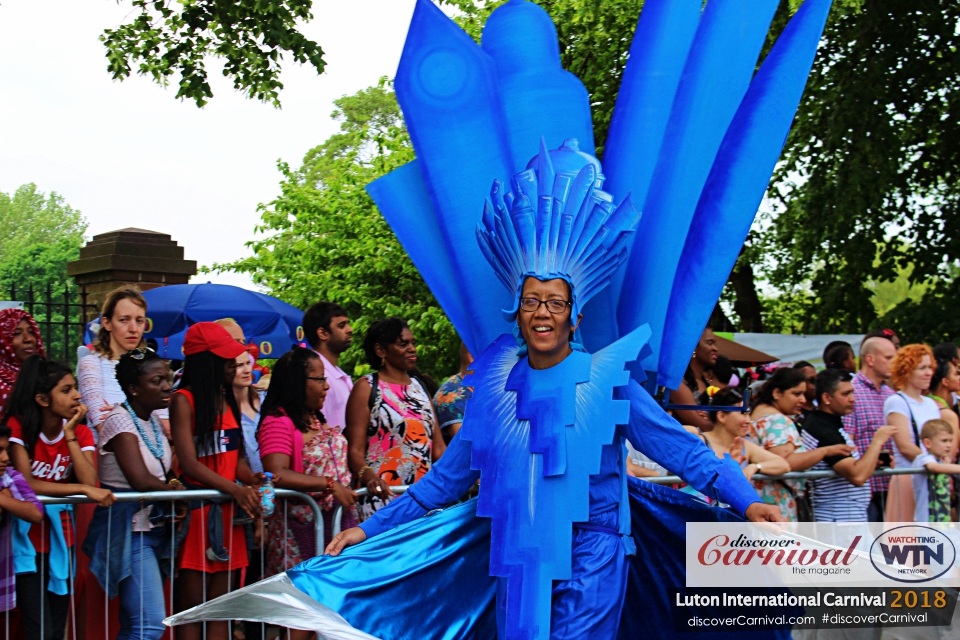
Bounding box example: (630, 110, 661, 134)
(685, 523, 960, 588)
(869, 526, 956, 583)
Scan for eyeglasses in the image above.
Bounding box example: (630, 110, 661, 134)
(306, 376, 327, 383)
(519, 298, 572, 314)
(129, 347, 156, 360)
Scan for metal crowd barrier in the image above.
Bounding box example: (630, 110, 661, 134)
(12, 488, 325, 640)
(331, 485, 408, 537)
(642, 466, 933, 485)
(39, 488, 326, 551)
(6, 470, 941, 638)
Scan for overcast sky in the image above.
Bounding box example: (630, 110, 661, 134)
(0, 0, 418, 289)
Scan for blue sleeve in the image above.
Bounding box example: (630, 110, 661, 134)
(617, 379, 760, 517)
(359, 431, 481, 538)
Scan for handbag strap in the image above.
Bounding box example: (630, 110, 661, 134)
(896, 392, 921, 446)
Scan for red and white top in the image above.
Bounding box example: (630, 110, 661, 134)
(8, 417, 95, 551)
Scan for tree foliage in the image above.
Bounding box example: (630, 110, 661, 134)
(0, 184, 87, 293)
(761, 0, 960, 337)
(102, 0, 326, 107)
(210, 81, 459, 379)
(0, 184, 88, 360)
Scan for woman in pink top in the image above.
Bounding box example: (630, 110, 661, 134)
(258, 347, 357, 576)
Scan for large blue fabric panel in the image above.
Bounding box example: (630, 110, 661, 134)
(481, 0, 595, 175)
(615, 0, 778, 378)
(288, 500, 497, 640)
(619, 478, 794, 640)
(366, 160, 471, 346)
(395, 0, 516, 354)
(657, 0, 833, 390)
(581, 0, 702, 354)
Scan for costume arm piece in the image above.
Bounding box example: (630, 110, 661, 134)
(358, 432, 480, 539)
(618, 379, 760, 517)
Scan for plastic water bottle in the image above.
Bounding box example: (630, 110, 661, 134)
(259, 472, 276, 517)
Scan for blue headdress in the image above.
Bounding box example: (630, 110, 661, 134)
(477, 138, 640, 325)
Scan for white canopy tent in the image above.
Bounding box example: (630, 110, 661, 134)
(718, 332, 866, 368)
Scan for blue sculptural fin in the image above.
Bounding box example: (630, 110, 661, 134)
(657, 0, 834, 390)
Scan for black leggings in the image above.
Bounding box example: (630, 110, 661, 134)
(16, 552, 70, 640)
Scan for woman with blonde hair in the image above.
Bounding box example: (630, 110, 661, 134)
(77, 286, 149, 433)
(884, 343, 938, 521)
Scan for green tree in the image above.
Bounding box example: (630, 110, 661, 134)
(102, 0, 326, 106)
(0, 184, 88, 360)
(210, 80, 459, 379)
(759, 0, 960, 337)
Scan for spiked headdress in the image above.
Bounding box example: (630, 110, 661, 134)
(477, 139, 640, 323)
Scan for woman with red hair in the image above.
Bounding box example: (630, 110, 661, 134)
(884, 344, 937, 521)
(0, 308, 44, 416)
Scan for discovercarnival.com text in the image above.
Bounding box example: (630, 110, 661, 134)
(668, 587, 956, 631)
(686, 613, 931, 629)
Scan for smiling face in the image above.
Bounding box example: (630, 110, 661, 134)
(517, 277, 582, 369)
(103, 297, 147, 356)
(304, 356, 329, 412)
(37, 373, 82, 421)
(716, 409, 750, 438)
(377, 327, 418, 372)
(11, 319, 38, 363)
(129, 360, 173, 413)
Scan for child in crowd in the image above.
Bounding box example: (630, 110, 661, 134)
(1, 355, 115, 640)
(0, 424, 44, 614)
(915, 419, 960, 522)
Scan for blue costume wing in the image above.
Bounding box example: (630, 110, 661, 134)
(620, 479, 797, 640)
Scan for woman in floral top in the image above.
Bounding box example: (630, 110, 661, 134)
(749, 367, 855, 521)
(258, 347, 358, 575)
(346, 318, 445, 522)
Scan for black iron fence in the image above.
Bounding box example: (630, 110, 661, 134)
(8, 284, 97, 365)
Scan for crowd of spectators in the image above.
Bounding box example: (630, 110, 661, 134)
(0, 284, 958, 639)
(673, 327, 960, 529)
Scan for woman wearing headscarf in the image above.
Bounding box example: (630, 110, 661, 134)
(0, 308, 44, 416)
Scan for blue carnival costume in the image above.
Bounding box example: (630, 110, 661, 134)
(165, 1, 831, 638)
(354, 140, 760, 640)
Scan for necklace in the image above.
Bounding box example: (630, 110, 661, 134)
(123, 401, 166, 460)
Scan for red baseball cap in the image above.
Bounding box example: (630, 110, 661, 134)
(183, 322, 249, 359)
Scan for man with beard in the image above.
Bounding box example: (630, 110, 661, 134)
(303, 302, 354, 431)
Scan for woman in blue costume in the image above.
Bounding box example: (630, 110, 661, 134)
(165, 0, 832, 637)
(323, 141, 784, 640)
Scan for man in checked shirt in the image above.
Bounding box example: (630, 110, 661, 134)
(842, 336, 898, 521)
